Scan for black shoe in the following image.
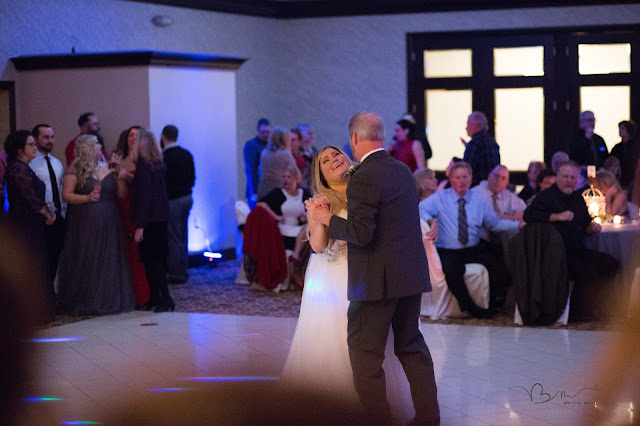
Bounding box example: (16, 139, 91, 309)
(153, 301, 175, 313)
(136, 301, 155, 311)
(468, 305, 494, 319)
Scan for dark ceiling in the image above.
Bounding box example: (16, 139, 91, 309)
(129, 0, 640, 19)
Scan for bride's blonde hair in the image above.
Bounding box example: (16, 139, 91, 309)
(311, 146, 351, 214)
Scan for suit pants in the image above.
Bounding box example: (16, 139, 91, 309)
(437, 244, 508, 311)
(167, 195, 192, 282)
(44, 216, 65, 289)
(566, 248, 619, 321)
(347, 294, 439, 425)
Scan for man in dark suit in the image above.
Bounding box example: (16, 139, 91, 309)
(307, 112, 439, 425)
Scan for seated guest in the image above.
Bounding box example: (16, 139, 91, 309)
(595, 169, 629, 216)
(257, 165, 311, 264)
(527, 168, 556, 204)
(414, 167, 438, 201)
(603, 156, 622, 182)
(518, 161, 545, 202)
(474, 165, 526, 221)
(575, 165, 591, 193)
(523, 161, 619, 321)
(436, 157, 460, 191)
(419, 161, 522, 318)
(610, 120, 639, 189)
(388, 119, 424, 172)
(551, 151, 569, 173)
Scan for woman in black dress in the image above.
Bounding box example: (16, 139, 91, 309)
(56, 135, 135, 316)
(4, 130, 56, 321)
(131, 129, 174, 312)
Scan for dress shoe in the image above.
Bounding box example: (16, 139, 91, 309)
(153, 301, 175, 313)
(136, 301, 155, 311)
(468, 305, 494, 319)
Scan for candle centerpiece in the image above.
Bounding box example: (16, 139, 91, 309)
(582, 185, 608, 222)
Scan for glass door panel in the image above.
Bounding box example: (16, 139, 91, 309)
(580, 86, 630, 150)
(495, 88, 545, 170)
(578, 43, 631, 75)
(423, 49, 472, 78)
(494, 46, 544, 77)
(425, 89, 472, 170)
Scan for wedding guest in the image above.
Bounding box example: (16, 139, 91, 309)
(524, 161, 619, 321)
(161, 125, 195, 284)
(290, 128, 310, 190)
(568, 110, 608, 168)
(114, 126, 149, 307)
(257, 126, 296, 199)
(595, 169, 629, 216)
(3, 130, 55, 320)
(419, 161, 522, 317)
(65, 112, 107, 166)
(131, 129, 174, 312)
(244, 118, 271, 208)
(30, 124, 65, 287)
(297, 124, 316, 191)
(526, 168, 556, 204)
(436, 157, 460, 191)
(57, 135, 135, 316)
(414, 167, 438, 201)
(603, 156, 622, 182)
(389, 119, 424, 172)
(518, 161, 545, 201)
(610, 120, 639, 189)
(257, 165, 310, 257)
(551, 151, 569, 173)
(461, 111, 500, 186)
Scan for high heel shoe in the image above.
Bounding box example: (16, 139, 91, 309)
(153, 301, 175, 313)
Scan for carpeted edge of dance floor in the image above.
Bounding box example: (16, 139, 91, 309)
(45, 259, 622, 331)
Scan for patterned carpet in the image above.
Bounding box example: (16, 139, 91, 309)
(47, 259, 617, 331)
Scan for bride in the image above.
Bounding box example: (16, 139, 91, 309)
(280, 146, 414, 421)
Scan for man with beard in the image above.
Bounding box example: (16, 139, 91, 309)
(65, 112, 107, 166)
(30, 124, 66, 289)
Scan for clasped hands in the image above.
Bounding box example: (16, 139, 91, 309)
(304, 196, 332, 226)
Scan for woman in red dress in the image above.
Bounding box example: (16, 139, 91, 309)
(114, 126, 150, 308)
(388, 119, 425, 173)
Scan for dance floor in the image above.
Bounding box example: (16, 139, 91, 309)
(23, 312, 634, 425)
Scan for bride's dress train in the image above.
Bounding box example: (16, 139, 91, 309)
(280, 215, 415, 421)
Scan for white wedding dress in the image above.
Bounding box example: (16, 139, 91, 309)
(280, 210, 415, 421)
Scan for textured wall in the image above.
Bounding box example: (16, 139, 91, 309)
(2, 1, 640, 206)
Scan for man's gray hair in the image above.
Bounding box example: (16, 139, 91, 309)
(468, 111, 489, 132)
(348, 112, 385, 142)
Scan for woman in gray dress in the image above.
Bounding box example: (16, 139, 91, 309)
(56, 135, 135, 316)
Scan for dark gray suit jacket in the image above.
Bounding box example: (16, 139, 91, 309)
(328, 150, 431, 301)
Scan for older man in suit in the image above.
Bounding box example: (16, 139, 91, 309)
(307, 112, 439, 425)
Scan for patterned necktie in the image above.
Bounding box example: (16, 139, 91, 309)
(492, 193, 500, 215)
(457, 197, 468, 245)
(45, 155, 62, 215)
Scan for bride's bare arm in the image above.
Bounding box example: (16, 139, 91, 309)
(308, 214, 329, 253)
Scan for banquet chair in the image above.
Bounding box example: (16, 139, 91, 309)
(507, 223, 571, 326)
(419, 219, 490, 320)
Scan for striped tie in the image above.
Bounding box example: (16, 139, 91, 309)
(458, 198, 468, 246)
